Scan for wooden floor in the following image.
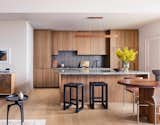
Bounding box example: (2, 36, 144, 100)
(0, 89, 152, 125)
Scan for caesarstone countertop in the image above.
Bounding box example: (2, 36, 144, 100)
(54, 68, 149, 76)
(0, 70, 14, 74)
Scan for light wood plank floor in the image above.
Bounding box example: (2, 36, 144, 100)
(0, 89, 151, 125)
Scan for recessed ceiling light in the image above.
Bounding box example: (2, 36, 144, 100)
(87, 17, 103, 19)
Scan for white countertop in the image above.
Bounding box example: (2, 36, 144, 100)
(0, 70, 14, 74)
(54, 68, 149, 76)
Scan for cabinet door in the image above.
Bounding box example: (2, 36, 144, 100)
(62, 32, 74, 50)
(34, 69, 59, 88)
(34, 30, 52, 68)
(75, 32, 91, 55)
(52, 31, 74, 54)
(52, 32, 59, 55)
(0, 74, 11, 94)
(110, 30, 138, 70)
(34, 69, 43, 87)
(90, 32, 106, 55)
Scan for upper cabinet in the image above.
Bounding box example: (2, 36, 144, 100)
(34, 30, 52, 68)
(110, 30, 138, 70)
(75, 32, 91, 55)
(52, 31, 108, 55)
(90, 32, 107, 55)
(52, 31, 75, 55)
(75, 31, 108, 55)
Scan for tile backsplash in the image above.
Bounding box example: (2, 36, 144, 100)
(52, 51, 108, 68)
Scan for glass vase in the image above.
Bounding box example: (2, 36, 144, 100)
(123, 62, 129, 72)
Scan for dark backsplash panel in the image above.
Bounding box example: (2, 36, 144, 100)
(52, 51, 108, 68)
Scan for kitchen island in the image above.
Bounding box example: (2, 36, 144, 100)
(55, 68, 149, 103)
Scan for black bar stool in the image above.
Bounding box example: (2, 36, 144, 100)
(63, 83, 84, 113)
(89, 82, 108, 109)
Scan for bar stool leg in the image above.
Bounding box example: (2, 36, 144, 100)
(105, 84, 108, 109)
(89, 83, 91, 107)
(82, 86, 84, 108)
(63, 86, 66, 110)
(102, 85, 104, 105)
(69, 87, 72, 106)
(76, 86, 79, 113)
(92, 85, 95, 109)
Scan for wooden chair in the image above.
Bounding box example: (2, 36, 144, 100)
(152, 95, 160, 125)
(123, 76, 143, 113)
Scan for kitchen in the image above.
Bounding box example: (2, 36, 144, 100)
(34, 30, 139, 87)
(0, 11, 160, 125)
(33, 29, 148, 103)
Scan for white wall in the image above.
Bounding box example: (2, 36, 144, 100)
(139, 20, 160, 73)
(26, 22, 33, 91)
(0, 21, 33, 93)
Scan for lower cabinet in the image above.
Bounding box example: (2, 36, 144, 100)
(34, 69, 59, 88)
(0, 74, 15, 95)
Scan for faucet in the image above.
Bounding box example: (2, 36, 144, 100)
(93, 60, 98, 68)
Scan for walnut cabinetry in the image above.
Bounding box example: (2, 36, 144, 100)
(0, 74, 15, 95)
(75, 32, 91, 55)
(52, 32, 75, 55)
(75, 31, 108, 55)
(34, 30, 139, 88)
(34, 30, 58, 88)
(90, 32, 107, 55)
(52, 31, 108, 55)
(110, 30, 138, 70)
(34, 30, 52, 68)
(34, 69, 59, 88)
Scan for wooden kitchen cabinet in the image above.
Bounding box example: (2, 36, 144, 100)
(34, 30, 52, 68)
(0, 74, 15, 95)
(75, 32, 91, 55)
(34, 30, 59, 88)
(90, 32, 107, 55)
(62, 32, 75, 50)
(75, 31, 107, 55)
(110, 30, 138, 70)
(34, 69, 59, 88)
(52, 31, 75, 55)
(52, 31, 107, 55)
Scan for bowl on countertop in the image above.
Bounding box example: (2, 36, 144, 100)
(113, 68, 121, 72)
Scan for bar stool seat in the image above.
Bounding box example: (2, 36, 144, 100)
(63, 83, 84, 113)
(64, 83, 84, 87)
(89, 82, 108, 109)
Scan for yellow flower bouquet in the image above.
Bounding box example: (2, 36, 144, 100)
(116, 47, 137, 72)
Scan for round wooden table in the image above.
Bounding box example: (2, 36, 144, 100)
(118, 79, 160, 123)
(118, 79, 159, 88)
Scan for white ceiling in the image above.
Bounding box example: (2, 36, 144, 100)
(0, 13, 160, 30)
(1, 0, 160, 13)
(0, 0, 160, 30)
